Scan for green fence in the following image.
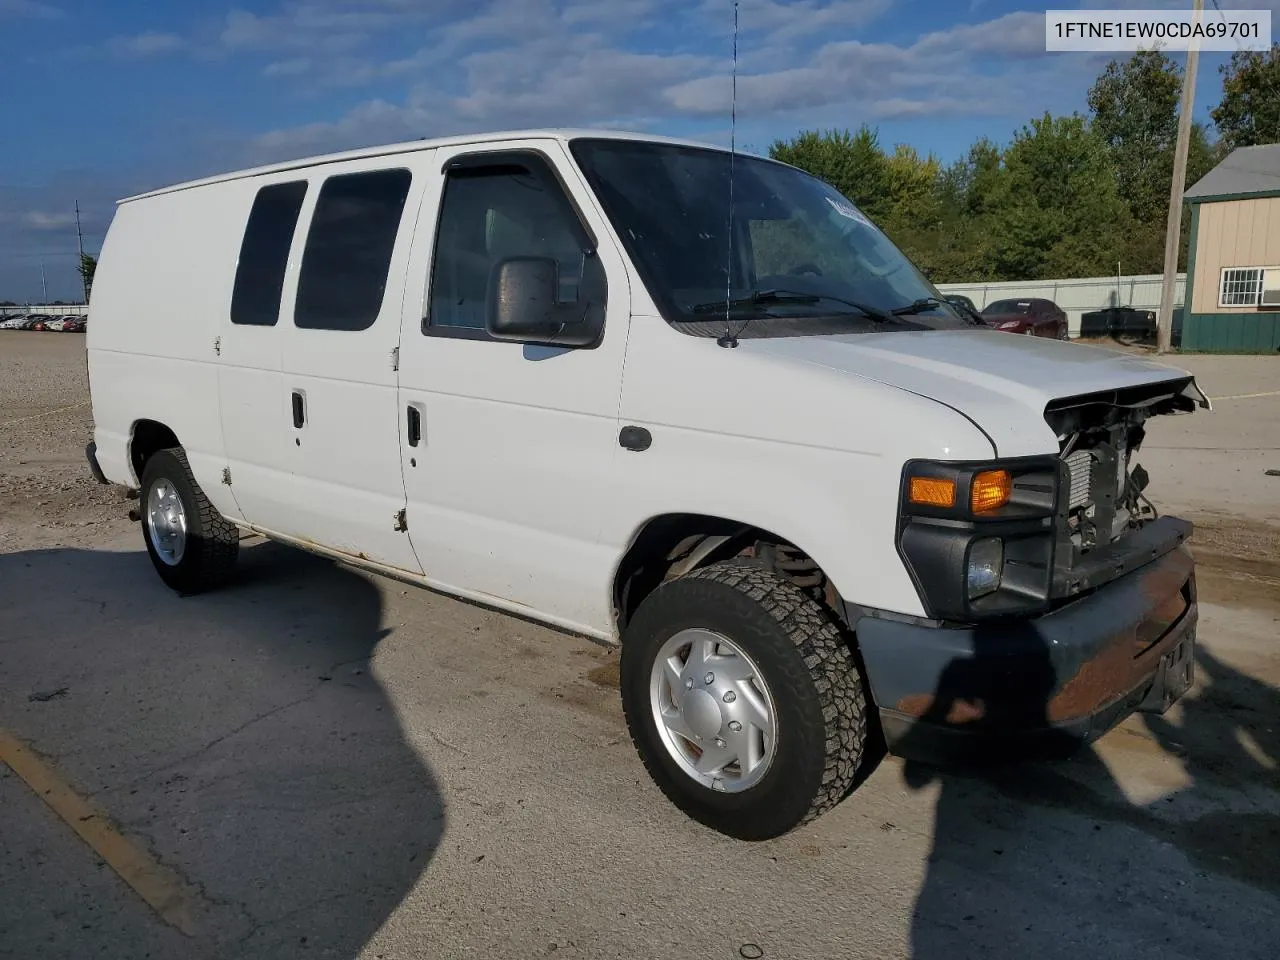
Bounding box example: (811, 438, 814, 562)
(1181, 313, 1280, 354)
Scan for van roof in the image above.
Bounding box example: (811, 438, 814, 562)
(119, 127, 746, 203)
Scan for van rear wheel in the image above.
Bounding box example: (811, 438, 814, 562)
(619, 559, 867, 840)
(139, 447, 239, 594)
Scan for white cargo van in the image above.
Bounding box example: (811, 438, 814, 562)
(85, 129, 1209, 839)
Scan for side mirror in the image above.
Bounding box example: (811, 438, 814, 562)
(485, 256, 603, 348)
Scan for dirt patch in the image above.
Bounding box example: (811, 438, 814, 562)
(1187, 513, 1280, 615)
(587, 662, 620, 689)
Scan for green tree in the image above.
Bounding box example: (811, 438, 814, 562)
(78, 252, 97, 302)
(1086, 48, 1217, 272)
(769, 126, 891, 221)
(988, 113, 1131, 280)
(921, 138, 1008, 282)
(1211, 43, 1280, 150)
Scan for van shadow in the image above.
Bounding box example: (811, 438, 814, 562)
(0, 541, 444, 959)
(897, 631, 1280, 959)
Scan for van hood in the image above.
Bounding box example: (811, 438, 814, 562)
(739, 328, 1210, 456)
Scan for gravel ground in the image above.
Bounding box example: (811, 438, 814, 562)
(1, 331, 1277, 960)
(0, 332, 130, 552)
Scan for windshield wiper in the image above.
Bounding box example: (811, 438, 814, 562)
(688, 289, 896, 324)
(890, 297, 948, 316)
(893, 296, 985, 325)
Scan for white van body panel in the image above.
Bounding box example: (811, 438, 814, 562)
(604, 316, 996, 619)
(740, 330, 1204, 458)
(395, 138, 633, 633)
(265, 152, 432, 574)
(86, 184, 242, 520)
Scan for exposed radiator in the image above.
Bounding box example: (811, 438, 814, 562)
(1064, 449, 1093, 510)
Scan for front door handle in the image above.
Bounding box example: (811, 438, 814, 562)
(292, 391, 305, 428)
(406, 405, 421, 447)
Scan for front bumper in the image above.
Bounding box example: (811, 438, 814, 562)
(853, 541, 1197, 765)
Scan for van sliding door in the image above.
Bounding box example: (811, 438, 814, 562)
(216, 177, 306, 526)
(267, 155, 432, 574)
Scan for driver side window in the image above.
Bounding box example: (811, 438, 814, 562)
(425, 159, 592, 337)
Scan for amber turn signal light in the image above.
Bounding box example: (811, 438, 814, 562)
(971, 469, 1012, 513)
(909, 476, 956, 508)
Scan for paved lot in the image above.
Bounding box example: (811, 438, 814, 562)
(1, 331, 1278, 959)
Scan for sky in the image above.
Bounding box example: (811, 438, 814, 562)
(1, 0, 1276, 301)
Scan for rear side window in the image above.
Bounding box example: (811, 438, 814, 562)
(230, 180, 308, 326)
(294, 168, 412, 331)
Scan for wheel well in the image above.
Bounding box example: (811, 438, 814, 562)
(612, 513, 849, 634)
(129, 420, 180, 480)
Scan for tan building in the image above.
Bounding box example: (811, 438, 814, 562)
(1182, 143, 1280, 353)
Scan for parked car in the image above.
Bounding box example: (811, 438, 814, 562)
(84, 128, 1208, 840)
(980, 297, 1069, 338)
(0, 314, 31, 329)
(943, 294, 984, 324)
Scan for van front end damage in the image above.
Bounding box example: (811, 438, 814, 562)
(852, 374, 1206, 765)
(853, 542, 1196, 764)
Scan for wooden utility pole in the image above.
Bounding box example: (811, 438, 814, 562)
(1156, 0, 1203, 354)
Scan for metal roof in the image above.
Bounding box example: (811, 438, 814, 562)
(1184, 143, 1280, 202)
(118, 128, 747, 204)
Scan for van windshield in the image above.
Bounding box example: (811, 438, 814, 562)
(568, 137, 967, 334)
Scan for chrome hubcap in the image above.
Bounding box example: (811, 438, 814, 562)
(146, 480, 187, 566)
(649, 628, 777, 793)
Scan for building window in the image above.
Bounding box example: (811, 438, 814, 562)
(1219, 267, 1264, 307)
(295, 168, 412, 331)
(231, 181, 308, 326)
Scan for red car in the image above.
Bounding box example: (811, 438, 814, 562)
(979, 298, 1069, 339)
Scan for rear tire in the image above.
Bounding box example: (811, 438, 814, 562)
(139, 447, 239, 594)
(620, 559, 867, 840)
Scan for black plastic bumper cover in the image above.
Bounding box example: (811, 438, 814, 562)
(85, 441, 109, 485)
(854, 541, 1197, 765)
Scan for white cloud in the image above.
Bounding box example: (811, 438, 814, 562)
(218, 1, 474, 53)
(22, 211, 78, 230)
(242, 4, 1083, 162)
(109, 30, 186, 57)
(562, 0, 655, 25)
(0, 0, 62, 19)
(263, 57, 313, 77)
(702, 0, 895, 43)
(666, 12, 1054, 118)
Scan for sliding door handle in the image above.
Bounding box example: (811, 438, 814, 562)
(406, 405, 422, 447)
(291, 391, 305, 428)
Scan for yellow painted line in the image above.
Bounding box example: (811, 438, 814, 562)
(1210, 390, 1280, 401)
(0, 401, 90, 429)
(0, 728, 199, 935)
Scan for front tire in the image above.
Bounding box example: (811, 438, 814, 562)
(620, 559, 867, 840)
(139, 447, 239, 594)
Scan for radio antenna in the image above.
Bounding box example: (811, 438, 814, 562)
(716, 0, 741, 348)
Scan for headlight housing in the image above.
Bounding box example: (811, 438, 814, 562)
(967, 537, 1004, 599)
(897, 457, 1062, 621)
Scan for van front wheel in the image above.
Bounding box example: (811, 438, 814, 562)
(619, 559, 867, 840)
(139, 447, 239, 594)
